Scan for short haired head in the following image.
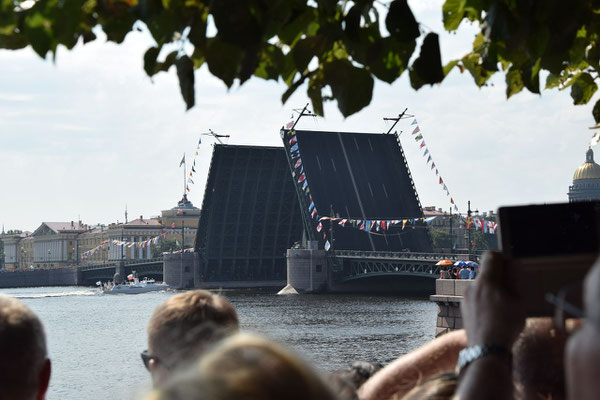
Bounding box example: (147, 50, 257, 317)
(146, 290, 239, 385)
(0, 295, 51, 400)
(512, 318, 567, 400)
(146, 333, 338, 400)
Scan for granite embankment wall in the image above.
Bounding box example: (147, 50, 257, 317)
(0, 268, 79, 288)
(430, 279, 474, 337)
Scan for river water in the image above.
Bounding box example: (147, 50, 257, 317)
(0, 286, 437, 400)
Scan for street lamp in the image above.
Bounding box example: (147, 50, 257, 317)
(467, 200, 479, 259)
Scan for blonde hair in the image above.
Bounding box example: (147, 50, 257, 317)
(147, 290, 238, 367)
(147, 333, 338, 400)
(0, 295, 47, 400)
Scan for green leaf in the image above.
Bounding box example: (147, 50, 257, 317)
(385, 0, 420, 43)
(505, 65, 524, 98)
(0, 33, 28, 50)
(176, 55, 195, 110)
(571, 72, 597, 105)
(307, 73, 324, 116)
(409, 33, 444, 89)
(156, 50, 178, 73)
(291, 35, 327, 72)
(144, 46, 161, 77)
(205, 37, 244, 88)
(593, 99, 600, 124)
(278, 7, 317, 45)
(460, 53, 492, 87)
(254, 44, 284, 81)
(344, 5, 362, 41)
(443, 59, 459, 76)
(365, 37, 415, 83)
(545, 73, 561, 89)
(323, 59, 374, 117)
(282, 74, 308, 105)
(210, 0, 263, 47)
(24, 12, 53, 58)
(523, 60, 540, 94)
(442, 0, 466, 31)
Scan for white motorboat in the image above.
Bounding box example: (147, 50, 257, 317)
(101, 272, 168, 295)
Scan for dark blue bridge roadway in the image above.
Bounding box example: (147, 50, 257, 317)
(284, 129, 432, 253)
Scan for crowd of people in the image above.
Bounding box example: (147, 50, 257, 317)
(1, 250, 599, 399)
(440, 265, 476, 280)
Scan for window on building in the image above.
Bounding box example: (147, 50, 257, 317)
(184, 266, 190, 273)
(316, 264, 322, 272)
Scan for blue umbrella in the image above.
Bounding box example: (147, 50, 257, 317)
(465, 261, 479, 268)
(454, 260, 468, 267)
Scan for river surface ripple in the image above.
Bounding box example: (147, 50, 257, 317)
(0, 286, 436, 400)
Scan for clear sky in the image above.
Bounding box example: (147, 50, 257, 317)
(0, 0, 595, 233)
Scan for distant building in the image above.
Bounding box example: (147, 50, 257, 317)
(160, 194, 201, 248)
(78, 225, 109, 265)
(423, 206, 497, 253)
(568, 148, 600, 202)
(107, 216, 163, 261)
(2, 231, 33, 270)
(31, 222, 88, 268)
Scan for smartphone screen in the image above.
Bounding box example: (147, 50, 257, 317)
(500, 202, 600, 259)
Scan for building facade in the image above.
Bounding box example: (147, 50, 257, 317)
(31, 222, 88, 268)
(160, 194, 201, 248)
(568, 148, 600, 201)
(2, 232, 33, 270)
(107, 217, 163, 262)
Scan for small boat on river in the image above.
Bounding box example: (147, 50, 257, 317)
(101, 272, 168, 295)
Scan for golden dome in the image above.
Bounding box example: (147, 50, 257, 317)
(574, 148, 600, 180)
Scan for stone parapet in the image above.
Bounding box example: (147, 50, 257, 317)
(430, 279, 475, 337)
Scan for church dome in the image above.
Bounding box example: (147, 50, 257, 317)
(573, 148, 600, 180)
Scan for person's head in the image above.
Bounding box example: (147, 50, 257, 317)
(146, 290, 239, 385)
(0, 295, 51, 400)
(145, 333, 338, 400)
(565, 258, 600, 400)
(400, 372, 457, 400)
(512, 318, 567, 400)
(327, 361, 382, 400)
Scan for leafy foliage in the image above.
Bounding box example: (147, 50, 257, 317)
(2, 1, 600, 121)
(0, 0, 445, 116)
(472, 230, 498, 252)
(442, 0, 600, 123)
(430, 228, 451, 249)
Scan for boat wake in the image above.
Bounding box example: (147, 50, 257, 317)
(11, 290, 98, 299)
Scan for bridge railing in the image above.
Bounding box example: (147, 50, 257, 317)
(124, 258, 162, 266)
(79, 263, 116, 271)
(79, 257, 163, 271)
(345, 259, 442, 280)
(333, 250, 479, 262)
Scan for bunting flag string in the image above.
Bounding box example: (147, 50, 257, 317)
(81, 233, 168, 259)
(460, 216, 497, 234)
(407, 116, 460, 214)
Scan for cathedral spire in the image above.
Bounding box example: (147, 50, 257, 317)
(587, 147, 594, 163)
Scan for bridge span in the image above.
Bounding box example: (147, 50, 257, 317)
(78, 258, 163, 286)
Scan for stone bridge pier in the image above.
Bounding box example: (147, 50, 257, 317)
(430, 279, 474, 337)
(279, 242, 328, 294)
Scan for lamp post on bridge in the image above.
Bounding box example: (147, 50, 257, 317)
(467, 200, 478, 260)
